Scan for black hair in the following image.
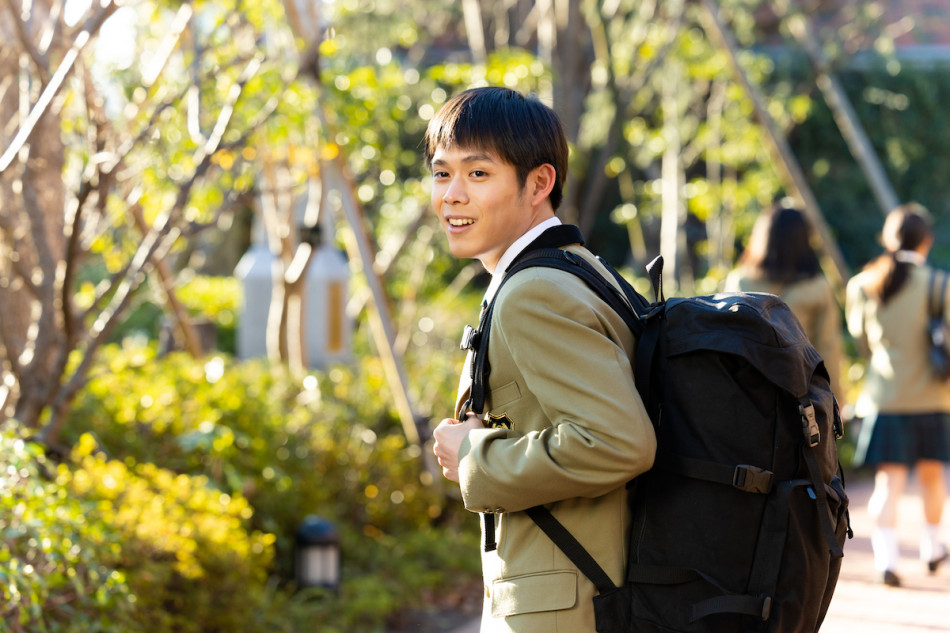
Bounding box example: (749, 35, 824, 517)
(739, 201, 821, 284)
(864, 202, 934, 304)
(424, 87, 569, 210)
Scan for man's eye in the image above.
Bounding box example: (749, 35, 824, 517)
(471, 170, 487, 177)
(433, 171, 448, 178)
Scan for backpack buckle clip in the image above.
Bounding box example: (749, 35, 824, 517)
(460, 325, 481, 351)
(800, 402, 820, 447)
(732, 464, 774, 494)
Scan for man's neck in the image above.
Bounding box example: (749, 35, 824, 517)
(482, 216, 563, 304)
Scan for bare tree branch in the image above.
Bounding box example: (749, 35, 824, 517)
(0, 0, 117, 172)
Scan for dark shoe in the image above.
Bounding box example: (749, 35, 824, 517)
(927, 550, 948, 574)
(883, 570, 902, 587)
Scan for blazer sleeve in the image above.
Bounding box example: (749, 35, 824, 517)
(810, 279, 846, 400)
(457, 273, 656, 514)
(845, 276, 870, 358)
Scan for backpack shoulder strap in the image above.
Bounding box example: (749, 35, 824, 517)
(464, 249, 650, 583)
(526, 506, 619, 594)
(932, 269, 949, 319)
(468, 248, 646, 415)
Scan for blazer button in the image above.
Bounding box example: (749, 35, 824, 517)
(484, 584, 491, 598)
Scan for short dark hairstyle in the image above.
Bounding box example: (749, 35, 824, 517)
(424, 87, 569, 210)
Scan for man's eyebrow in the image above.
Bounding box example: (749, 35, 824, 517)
(431, 153, 498, 166)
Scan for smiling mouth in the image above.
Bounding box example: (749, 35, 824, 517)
(447, 218, 475, 227)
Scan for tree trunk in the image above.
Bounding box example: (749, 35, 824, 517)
(0, 0, 69, 428)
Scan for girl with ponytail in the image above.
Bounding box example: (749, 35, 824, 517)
(846, 202, 950, 587)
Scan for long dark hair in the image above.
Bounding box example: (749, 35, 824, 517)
(863, 202, 934, 304)
(739, 201, 821, 284)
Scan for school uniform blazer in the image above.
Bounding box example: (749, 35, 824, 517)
(724, 270, 846, 401)
(846, 262, 950, 417)
(455, 243, 657, 633)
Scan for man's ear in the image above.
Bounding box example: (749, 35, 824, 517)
(527, 164, 557, 206)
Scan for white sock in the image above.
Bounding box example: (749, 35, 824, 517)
(872, 527, 900, 572)
(920, 524, 946, 562)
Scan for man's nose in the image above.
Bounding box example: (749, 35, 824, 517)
(442, 176, 467, 204)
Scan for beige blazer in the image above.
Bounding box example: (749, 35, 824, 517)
(455, 244, 656, 633)
(846, 263, 950, 417)
(724, 270, 846, 401)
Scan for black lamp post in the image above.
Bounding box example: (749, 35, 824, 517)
(295, 515, 341, 592)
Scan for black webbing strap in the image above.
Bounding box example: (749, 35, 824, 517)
(745, 478, 799, 614)
(626, 564, 771, 622)
(929, 268, 948, 320)
(526, 506, 618, 595)
(483, 513, 496, 552)
(470, 248, 644, 416)
(690, 594, 771, 623)
(467, 243, 647, 558)
(803, 445, 844, 558)
(509, 250, 643, 335)
(654, 451, 775, 495)
(798, 397, 844, 558)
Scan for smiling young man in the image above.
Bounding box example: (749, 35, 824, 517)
(427, 87, 656, 633)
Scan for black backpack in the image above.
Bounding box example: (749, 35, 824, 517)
(467, 248, 852, 633)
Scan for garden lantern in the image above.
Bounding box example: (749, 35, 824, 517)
(295, 515, 341, 591)
(234, 185, 351, 367)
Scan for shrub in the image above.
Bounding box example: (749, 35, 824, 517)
(0, 427, 133, 633)
(59, 434, 279, 633)
(64, 342, 482, 630)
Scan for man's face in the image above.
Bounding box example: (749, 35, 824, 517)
(430, 145, 539, 273)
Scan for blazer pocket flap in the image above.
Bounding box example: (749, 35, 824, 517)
(489, 380, 521, 409)
(491, 570, 577, 617)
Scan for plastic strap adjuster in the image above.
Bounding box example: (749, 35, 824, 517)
(732, 465, 774, 494)
(460, 325, 480, 351)
(800, 402, 820, 447)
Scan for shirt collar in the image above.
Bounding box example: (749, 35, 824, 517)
(483, 216, 562, 305)
(894, 249, 926, 265)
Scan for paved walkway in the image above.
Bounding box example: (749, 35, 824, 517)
(820, 471, 950, 632)
(444, 471, 950, 633)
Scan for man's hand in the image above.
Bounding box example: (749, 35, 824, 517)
(432, 414, 484, 483)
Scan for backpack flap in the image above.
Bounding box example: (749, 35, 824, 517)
(661, 293, 823, 402)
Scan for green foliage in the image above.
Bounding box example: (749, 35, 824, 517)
(0, 425, 298, 633)
(59, 435, 280, 633)
(64, 342, 480, 630)
(790, 61, 950, 270)
(0, 427, 133, 633)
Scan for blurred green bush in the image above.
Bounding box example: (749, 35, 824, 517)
(59, 341, 480, 631)
(0, 426, 294, 633)
(0, 429, 133, 632)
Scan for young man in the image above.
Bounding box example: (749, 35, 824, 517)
(428, 86, 656, 632)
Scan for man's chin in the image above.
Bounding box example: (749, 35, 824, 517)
(447, 241, 478, 261)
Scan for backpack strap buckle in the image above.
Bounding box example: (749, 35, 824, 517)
(732, 465, 774, 494)
(799, 402, 820, 447)
(460, 324, 481, 351)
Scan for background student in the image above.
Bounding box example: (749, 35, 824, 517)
(724, 200, 846, 401)
(845, 202, 950, 587)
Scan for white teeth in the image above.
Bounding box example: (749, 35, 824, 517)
(448, 218, 474, 227)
